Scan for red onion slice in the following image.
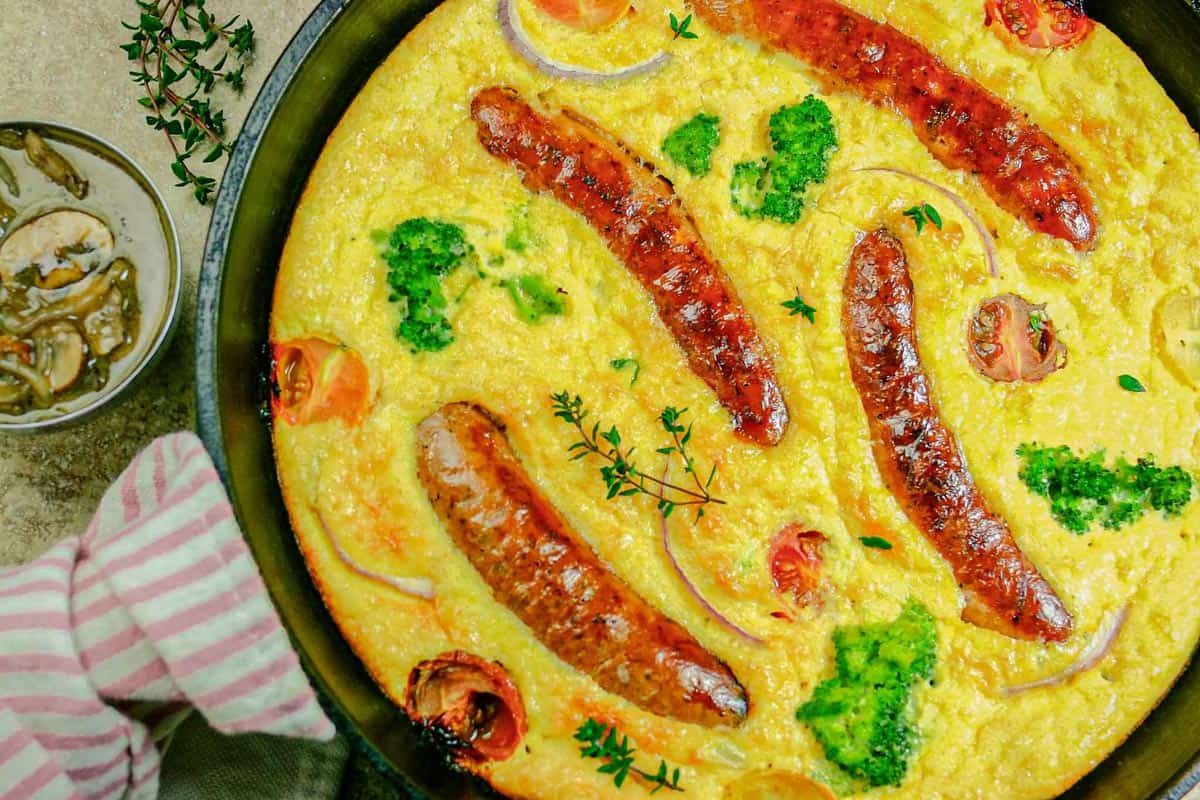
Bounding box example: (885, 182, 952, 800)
(498, 0, 670, 84)
(660, 510, 765, 646)
(316, 509, 436, 599)
(852, 167, 1001, 278)
(1001, 604, 1129, 696)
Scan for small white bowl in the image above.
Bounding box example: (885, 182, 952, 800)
(0, 121, 182, 432)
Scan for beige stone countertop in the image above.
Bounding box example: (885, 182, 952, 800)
(0, 0, 319, 565)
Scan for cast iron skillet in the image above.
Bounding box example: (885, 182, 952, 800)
(196, 1, 1200, 797)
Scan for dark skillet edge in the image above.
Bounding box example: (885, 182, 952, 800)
(194, 0, 422, 796)
(194, 0, 1200, 798)
(195, 0, 345, 484)
(196, 1, 506, 796)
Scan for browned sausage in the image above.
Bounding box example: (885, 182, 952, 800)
(471, 86, 788, 447)
(415, 401, 750, 726)
(689, 0, 1099, 251)
(842, 230, 1073, 642)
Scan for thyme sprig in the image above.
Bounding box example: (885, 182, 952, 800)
(121, 0, 256, 204)
(669, 12, 698, 40)
(782, 291, 816, 323)
(574, 718, 684, 793)
(551, 391, 723, 520)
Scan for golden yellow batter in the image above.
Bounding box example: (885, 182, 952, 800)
(270, 0, 1200, 796)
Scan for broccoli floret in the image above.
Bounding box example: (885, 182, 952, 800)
(730, 160, 768, 218)
(769, 96, 837, 157)
(758, 188, 804, 224)
(380, 218, 474, 352)
(1016, 443, 1195, 533)
(834, 601, 937, 688)
(730, 96, 837, 224)
(662, 113, 721, 177)
(1139, 459, 1195, 515)
(502, 273, 567, 324)
(800, 679, 914, 788)
(796, 600, 936, 788)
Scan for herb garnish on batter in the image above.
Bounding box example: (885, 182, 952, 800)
(783, 292, 817, 323)
(574, 718, 683, 793)
(668, 12, 698, 40)
(610, 357, 641, 386)
(551, 392, 724, 519)
(1118, 374, 1146, 392)
(902, 203, 942, 234)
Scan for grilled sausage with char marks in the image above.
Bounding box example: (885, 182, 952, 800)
(688, 0, 1099, 251)
(842, 230, 1073, 641)
(416, 401, 750, 726)
(471, 86, 789, 447)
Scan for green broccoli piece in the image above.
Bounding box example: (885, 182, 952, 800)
(662, 113, 721, 177)
(797, 600, 936, 788)
(380, 218, 474, 352)
(502, 273, 567, 324)
(1016, 444, 1195, 534)
(1146, 463, 1194, 514)
(731, 96, 837, 224)
(504, 203, 544, 253)
(800, 680, 914, 788)
(730, 160, 768, 218)
(834, 601, 937, 688)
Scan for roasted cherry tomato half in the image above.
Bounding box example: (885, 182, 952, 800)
(532, 0, 631, 31)
(405, 651, 527, 763)
(985, 0, 1094, 49)
(271, 338, 370, 426)
(768, 523, 826, 608)
(967, 293, 1067, 383)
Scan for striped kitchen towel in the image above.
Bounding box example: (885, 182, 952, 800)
(0, 432, 335, 799)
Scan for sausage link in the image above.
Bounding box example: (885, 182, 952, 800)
(471, 86, 789, 447)
(416, 401, 750, 726)
(689, 0, 1098, 251)
(842, 230, 1073, 641)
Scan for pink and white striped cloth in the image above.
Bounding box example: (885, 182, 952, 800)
(0, 432, 335, 799)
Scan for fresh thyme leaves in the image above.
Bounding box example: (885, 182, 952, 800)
(122, 0, 256, 204)
(611, 357, 641, 386)
(669, 12, 698, 40)
(1017, 443, 1194, 533)
(574, 718, 683, 793)
(902, 203, 943, 235)
(551, 391, 724, 520)
(1118, 374, 1146, 393)
(783, 292, 817, 324)
(859, 536, 893, 550)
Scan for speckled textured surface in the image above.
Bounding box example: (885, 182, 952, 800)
(0, 0, 320, 566)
